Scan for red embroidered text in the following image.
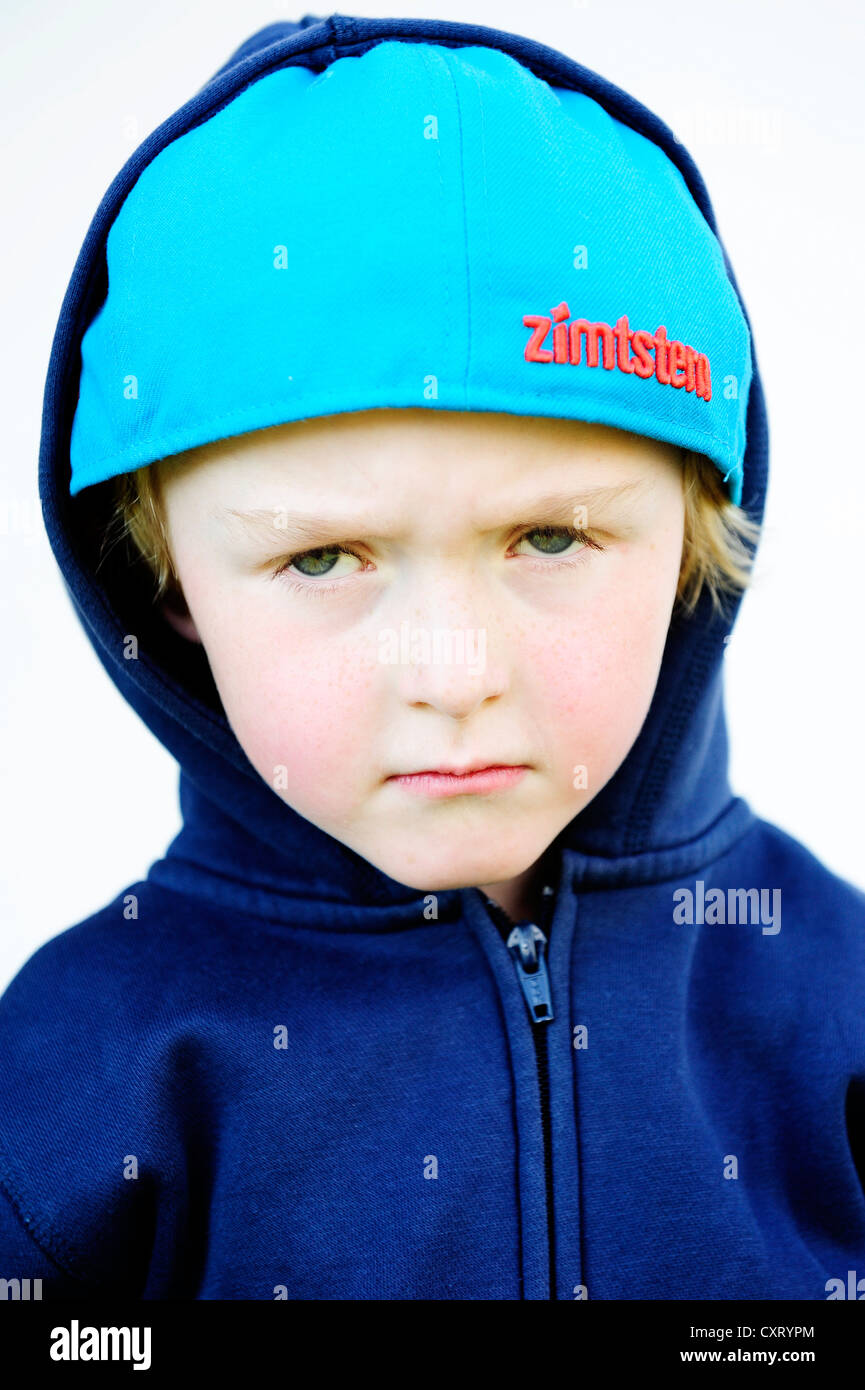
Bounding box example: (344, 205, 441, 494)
(523, 303, 712, 401)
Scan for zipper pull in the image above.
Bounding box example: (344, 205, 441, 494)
(506, 923, 555, 1025)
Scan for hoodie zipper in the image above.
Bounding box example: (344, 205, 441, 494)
(481, 886, 557, 1300)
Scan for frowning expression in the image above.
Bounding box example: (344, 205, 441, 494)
(156, 408, 685, 903)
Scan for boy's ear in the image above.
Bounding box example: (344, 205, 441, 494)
(159, 587, 202, 644)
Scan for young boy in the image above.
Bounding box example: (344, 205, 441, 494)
(2, 13, 863, 1301)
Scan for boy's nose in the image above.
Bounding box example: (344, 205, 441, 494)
(384, 611, 504, 721)
(398, 651, 506, 723)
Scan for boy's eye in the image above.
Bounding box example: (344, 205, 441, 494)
(513, 524, 588, 557)
(282, 545, 357, 579)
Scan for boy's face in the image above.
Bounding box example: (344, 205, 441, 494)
(157, 409, 684, 918)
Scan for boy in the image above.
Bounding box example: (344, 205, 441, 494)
(1, 14, 863, 1301)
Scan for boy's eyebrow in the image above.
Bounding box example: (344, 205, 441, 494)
(213, 478, 649, 545)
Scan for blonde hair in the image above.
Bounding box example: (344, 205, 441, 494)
(103, 447, 761, 620)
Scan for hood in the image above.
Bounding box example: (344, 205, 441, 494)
(39, 12, 767, 923)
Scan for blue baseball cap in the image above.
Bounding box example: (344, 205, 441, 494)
(69, 38, 750, 504)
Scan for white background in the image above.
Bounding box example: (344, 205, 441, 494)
(1, 0, 862, 991)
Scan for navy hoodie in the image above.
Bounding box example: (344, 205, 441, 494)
(2, 13, 864, 1302)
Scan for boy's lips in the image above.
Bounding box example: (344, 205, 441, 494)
(393, 760, 527, 777)
(385, 764, 530, 798)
